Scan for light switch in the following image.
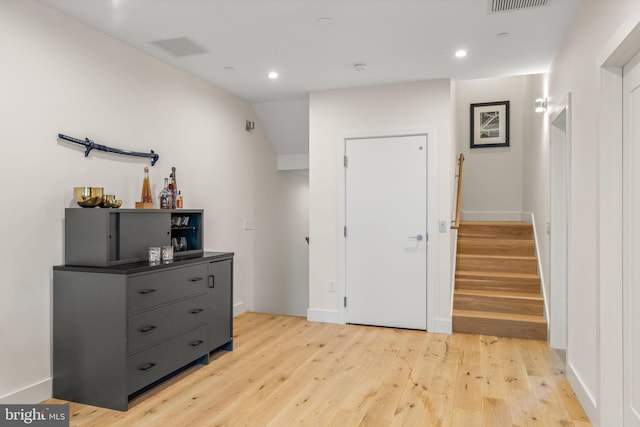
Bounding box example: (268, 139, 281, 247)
(243, 219, 254, 230)
(439, 220, 448, 233)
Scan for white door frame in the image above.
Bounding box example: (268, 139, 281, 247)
(336, 128, 438, 330)
(622, 49, 640, 427)
(597, 9, 640, 425)
(549, 93, 571, 351)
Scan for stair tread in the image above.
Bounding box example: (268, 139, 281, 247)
(453, 309, 546, 323)
(456, 270, 540, 279)
(454, 289, 543, 300)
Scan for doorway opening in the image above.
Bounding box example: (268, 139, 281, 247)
(549, 94, 571, 350)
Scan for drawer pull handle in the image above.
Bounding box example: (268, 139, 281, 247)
(190, 308, 204, 314)
(139, 289, 157, 295)
(208, 275, 215, 289)
(190, 277, 204, 282)
(138, 362, 156, 371)
(190, 340, 204, 347)
(139, 325, 156, 333)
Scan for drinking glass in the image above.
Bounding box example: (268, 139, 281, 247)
(148, 247, 161, 263)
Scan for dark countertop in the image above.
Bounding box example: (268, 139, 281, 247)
(53, 251, 234, 274)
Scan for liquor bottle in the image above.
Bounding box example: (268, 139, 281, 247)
(159, 178, 170, 209)
(166, 177, 174, 209)
(141, 166, 152, 203)
(171, 167, 177, 192)
(176, 191, 183, 209)
(168, 174, 177, 209)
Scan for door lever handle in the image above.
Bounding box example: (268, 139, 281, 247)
(409, 234, 424, 241)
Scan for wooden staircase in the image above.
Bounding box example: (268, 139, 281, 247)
(452, 221, 547, 340)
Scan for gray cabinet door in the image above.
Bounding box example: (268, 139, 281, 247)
(119, 212, 170, 261)
(207, 259, 233, 352)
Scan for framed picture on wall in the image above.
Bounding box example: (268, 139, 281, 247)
(470, 100, 510, 148)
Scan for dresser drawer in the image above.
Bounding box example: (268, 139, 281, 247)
(128, 294, 207, 354)
(127, 325, 208, 394)
(128, 264, 208, 313)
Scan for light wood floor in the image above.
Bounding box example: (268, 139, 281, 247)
(45, 312, 592, 426)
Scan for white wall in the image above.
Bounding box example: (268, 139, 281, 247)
(546, 0, 640, 423)
(521, 73, 550, 323)
(0, 0, 290, 403)
(455, 76, 529, 220)
(308, 80, 454, 333)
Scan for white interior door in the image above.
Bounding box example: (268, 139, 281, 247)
(344, 134, 427, 330)
(622, 48, 640, 426)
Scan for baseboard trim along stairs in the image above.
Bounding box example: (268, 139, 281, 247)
(452, 221, 547, 340)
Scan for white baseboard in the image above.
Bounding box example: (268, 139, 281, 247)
(461, 210, 529, 222)
(0, 378, 51, 404)
(430, 318, 452, 334)
(233, 301, 247, 317)
(307, 308, 341, 324)
(520, 212, 533, 224)
(567, 362, 598, 425)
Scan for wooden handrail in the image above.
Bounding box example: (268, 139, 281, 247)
(451, 153, 465, 230)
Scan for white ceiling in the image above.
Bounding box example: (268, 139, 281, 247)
(36, 0, 583, 156)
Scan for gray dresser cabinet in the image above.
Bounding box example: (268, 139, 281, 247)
(54, 209, 233, 411)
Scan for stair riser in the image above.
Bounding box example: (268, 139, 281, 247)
(459, 225, 532, 240)
(453, 293, 544, 315)
(457, 240, 535, 256)
(459, 228, 533, 239)
(455, 274, 540, 284)
(455, 279, 540, 294)
(452, 315, 547, 340)
(457, 256, 538, 274)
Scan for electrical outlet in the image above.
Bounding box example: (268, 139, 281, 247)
(328, 280, 336, 293)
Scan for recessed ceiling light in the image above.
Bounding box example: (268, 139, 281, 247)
(224, 66, 235, 72)
(455, 49, 467, 58)
(317, 17, 334, 26)
(497, 32, 510, 38)
(268, 71, 279, 79)
(354, 63, 367, 72)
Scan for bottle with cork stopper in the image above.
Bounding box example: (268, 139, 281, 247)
(136, 166, 154, 209)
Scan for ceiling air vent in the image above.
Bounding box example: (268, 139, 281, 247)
(150, 37, 209, 58)
(490, 0, 548, 13)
